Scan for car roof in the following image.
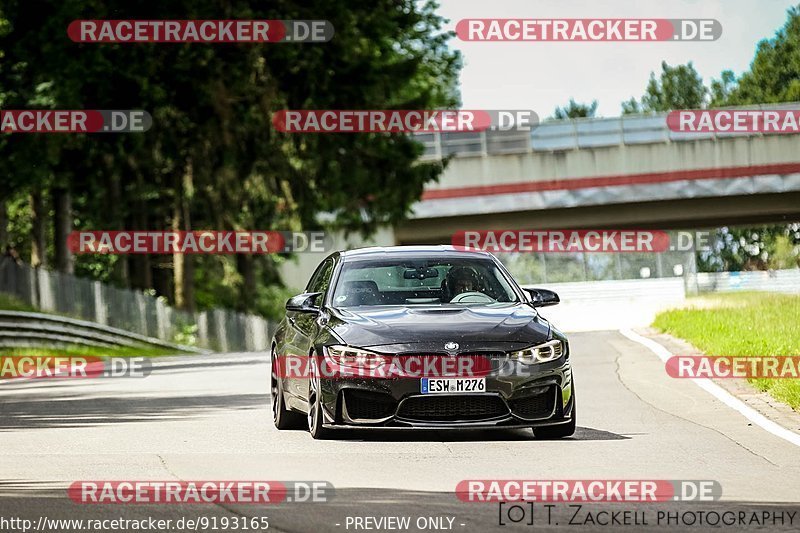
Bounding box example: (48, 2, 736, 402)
(339, 245, 493, 262)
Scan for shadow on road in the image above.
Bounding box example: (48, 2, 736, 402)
(0, 393, 264, 431)
(316, 425, 632, 442)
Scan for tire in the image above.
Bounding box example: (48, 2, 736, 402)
(307, 356, 333, 440)
(533, 387, 577, 439)
(272, 351, 304, 430)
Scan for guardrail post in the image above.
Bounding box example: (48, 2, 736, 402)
(37, 268, 54, 312)
(156, 297, 169, 340)
(249, 315, 268, 352)
(28, 265, 38, 309)
(197, 311, 209, 349)
(134, 291, 147, 336)
(214, 309, 228, 352)
(93, 281, 108, 324)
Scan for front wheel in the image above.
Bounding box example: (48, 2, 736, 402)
(533, 388, 576, 439)
(307, 359, 333, 440)
(272, 351, 304, 430)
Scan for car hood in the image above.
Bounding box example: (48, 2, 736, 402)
(326, 304, 551, 352)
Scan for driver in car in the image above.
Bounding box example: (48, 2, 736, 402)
(444, 266, 484, 301)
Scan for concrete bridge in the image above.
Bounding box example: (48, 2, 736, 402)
(281, 105, 800, 288)
(397, 105, 800, 243)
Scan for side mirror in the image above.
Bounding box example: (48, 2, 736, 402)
(286, 292, 322, 313)
(523, 288, 560, 308)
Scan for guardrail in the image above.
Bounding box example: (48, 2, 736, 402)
(0, 310, 208, 353)
(523, 277, 686, 302)
(688, 269, 800, 295)
(522, 269, 800, 302)
(417, 102, 800, 160)
(0, 258, 273, 352)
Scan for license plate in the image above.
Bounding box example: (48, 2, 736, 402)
(421, 377, 486, 394)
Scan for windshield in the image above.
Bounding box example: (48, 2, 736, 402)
(332, 257, 520, 307)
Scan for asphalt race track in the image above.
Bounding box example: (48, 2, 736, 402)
(1, 331, 799, 532)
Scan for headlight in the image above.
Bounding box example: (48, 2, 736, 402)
(323, 345, 387, 369)
(509, 339, 565, 364)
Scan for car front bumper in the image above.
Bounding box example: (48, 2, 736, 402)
(317, 358, 574, 429)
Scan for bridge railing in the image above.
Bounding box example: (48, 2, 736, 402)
(417, 102, 800, 160)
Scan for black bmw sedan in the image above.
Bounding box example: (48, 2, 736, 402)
(270, 246, 575, 439)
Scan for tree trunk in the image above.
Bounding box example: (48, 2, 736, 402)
(30, 190, 47, 267)
(0, 199, 8, 248)
(172, 159, 195, 312)
(108, 172, 129, 286)
(53, 187, 74, 273)
(237, 254, 256, 311)
(153, 257, 173, 304)
(130, 169, 152, 290)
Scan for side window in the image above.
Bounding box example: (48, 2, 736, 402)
(307, 258, 335, 298)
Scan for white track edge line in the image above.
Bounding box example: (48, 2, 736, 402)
(619, 328, 800, 448)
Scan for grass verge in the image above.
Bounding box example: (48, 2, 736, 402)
(0, 293, 37, 312)
(0, 344, 183, 379)
(0, 292, 195, 360)
(653, 291, 800, 410)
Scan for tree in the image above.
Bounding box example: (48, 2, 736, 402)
(621, 61, 707, 114)
(698, 225, 800, 272)
(0, 0, 462, 316)
(695, 6, 800, 271)
(725, 6, 800, 104)
(553, 99, 598, 119)
(709, 70, 736, 107)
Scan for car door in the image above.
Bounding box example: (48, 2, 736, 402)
(284, 257, 335, 407)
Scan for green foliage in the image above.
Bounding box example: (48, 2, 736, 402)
(621, 61, 707, 114)
(173, 323, 198, 347)
(0, 293, 36, 312)
(697, 7, 800, 272)
(726, 6, 800, 104)
(552, 99, 598, 120)
(622, 7, 800, 272)
(0, 0, 462, 315)
(256, 284, 300, 321)
(0, 343, 182, 362)
(697, 225, 800, 272)
(709, 70, 736, 107)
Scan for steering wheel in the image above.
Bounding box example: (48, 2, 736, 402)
(449, 291, 494, 304)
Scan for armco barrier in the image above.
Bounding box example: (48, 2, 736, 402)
(0, 310, 207, 353)
(688, 269, 800, 294)
(523, 270, 800, 302)
(523, 277, 687, 302)
(0, 258, 273, 352)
